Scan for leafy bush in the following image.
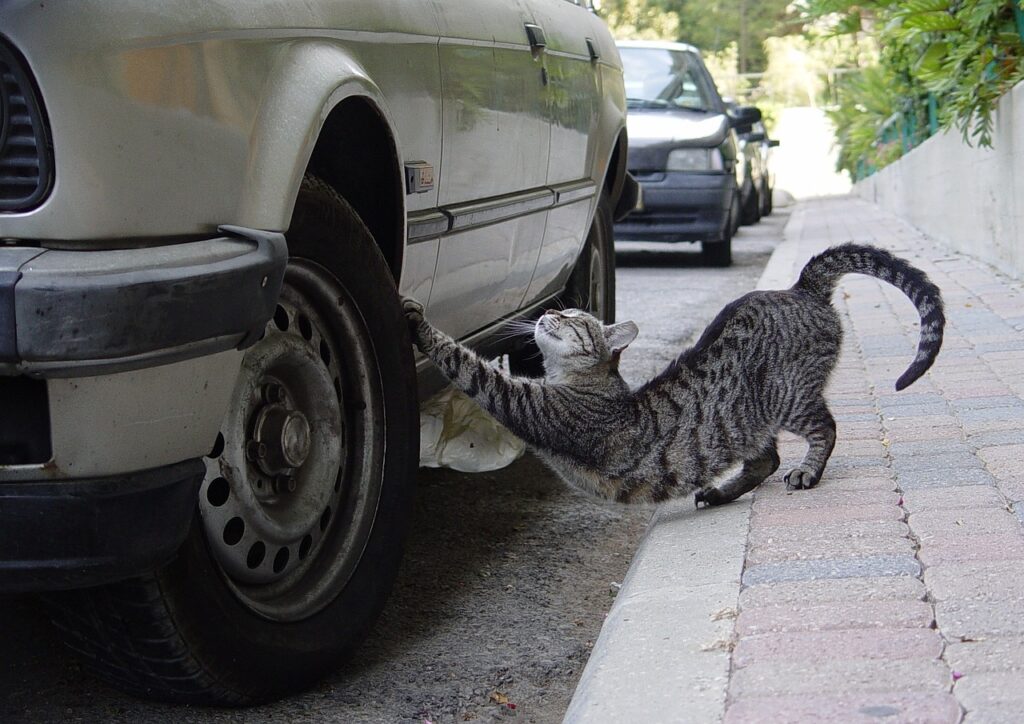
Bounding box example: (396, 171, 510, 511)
(803, 0, 1024, 173)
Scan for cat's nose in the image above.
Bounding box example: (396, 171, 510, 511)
(545, 309, 559, 316)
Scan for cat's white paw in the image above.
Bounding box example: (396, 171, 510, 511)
(402, 297, 425, 320)
(783, 466, 819, 490)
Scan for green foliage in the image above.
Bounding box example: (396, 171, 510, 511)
(600, 0, 797, 73)
(802, 0, 1024, 175)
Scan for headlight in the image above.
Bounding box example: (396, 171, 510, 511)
(666, 148, 723, 172)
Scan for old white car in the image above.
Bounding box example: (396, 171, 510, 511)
(0, 0, 633, 704)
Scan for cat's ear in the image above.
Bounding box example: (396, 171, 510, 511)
(604, 321, 639, 355)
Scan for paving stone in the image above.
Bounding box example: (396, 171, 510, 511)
(909, 508, 1020, 537)
(961, 417, 1024, 435)
(753, 478, 895, 500)
(833, 439, 887, 457)
(747, 519, 909, 545)
(736, 599, 933, 637)
(887, 440, 974, 458)
(825, 456, 891, 472)
(728, 658, 950, 699)
(747, 535, 914, 566)
(901, 486, 1004, 513)
(877, 393, 949, 408)
(1000, 479, 1024, 502)
(944, 385, 1015, 400)
(834, 412, 882, 423)
(737, 577, 929, 610)
(752, 490, 899, 511)
(958, 407, 1024, 424)
(967, 429, 1024, 448)
(738, 576, 926, 609)
(977, 443, 1024, 468)
(897, 467, 996, 489)
(936, 598, 1024, 639)
(750, 505, 902, 530)
(917, 533, 1024, 566)
(733, 628, 943, 668)
(925, 561, 1024, 602)
(962, 705, 1024, 724)
(742, 555, 921, 586)
(825, 466, 893, 481)
(885, 425, 964, 443)
(955, 672, 1024, 709)
(945, 636, 1024, 673)
(879, 403, 951, 418)
(724, 693, 961, 724)
(949, 396, 1024, 411)
(892, 452, 983, 473)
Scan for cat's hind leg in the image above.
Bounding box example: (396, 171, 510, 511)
(694, 443, 780, 508)
(783, 402, 836, 490)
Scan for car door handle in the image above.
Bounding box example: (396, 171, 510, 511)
(524, 24, 546, 52)
(586, 37, 599, 62)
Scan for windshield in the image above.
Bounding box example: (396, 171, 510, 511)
(620, 47, 714, 112)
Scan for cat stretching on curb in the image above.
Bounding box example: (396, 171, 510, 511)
(403, 243, 944, 507)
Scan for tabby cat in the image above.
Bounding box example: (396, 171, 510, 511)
(404, 243, 944, 506)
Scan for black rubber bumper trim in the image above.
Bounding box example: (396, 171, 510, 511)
(0, 459, 203, 593)
(0, 226, 287, 375)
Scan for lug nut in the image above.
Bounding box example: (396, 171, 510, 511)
(262, 383, 286, 404)
(246, 440, 267, 460)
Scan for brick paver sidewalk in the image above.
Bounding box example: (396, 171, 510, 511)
(725, 196, 1024, 723)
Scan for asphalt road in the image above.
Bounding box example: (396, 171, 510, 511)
(0, 209, 786, 724)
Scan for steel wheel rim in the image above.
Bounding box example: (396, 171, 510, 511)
(199, 260, 385, 622)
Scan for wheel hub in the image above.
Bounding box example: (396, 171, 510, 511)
(248, 385, 312, 479)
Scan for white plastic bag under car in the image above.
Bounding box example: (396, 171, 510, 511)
(418, 386, 525, 472)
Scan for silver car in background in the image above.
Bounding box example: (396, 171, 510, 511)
(0, 0, 632, 704)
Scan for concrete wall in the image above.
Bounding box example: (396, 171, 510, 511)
(855, 79, 1024, 280)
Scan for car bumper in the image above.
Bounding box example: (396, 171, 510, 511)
(1, 226, 287, 377)
(0, 228, 287, 590)
(614, 171, 733, 242)
(0, 460, 203, 592)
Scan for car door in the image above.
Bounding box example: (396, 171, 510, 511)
(519, 0, 603, 303)
(423, 0, 552, 339)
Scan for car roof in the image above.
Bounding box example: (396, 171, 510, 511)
(615, 39, 701, 55)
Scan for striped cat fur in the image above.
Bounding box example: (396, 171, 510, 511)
(404, 243, 944, 506)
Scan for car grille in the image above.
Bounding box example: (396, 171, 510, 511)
(0, 42, 53, 213)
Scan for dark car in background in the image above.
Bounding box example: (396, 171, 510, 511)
(745, 120, 780, 217)
(730, 111, 780, 221)
(614, 40, 762, 266)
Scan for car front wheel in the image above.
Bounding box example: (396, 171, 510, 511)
(45, 176, 418, 705)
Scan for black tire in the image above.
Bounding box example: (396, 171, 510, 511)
(44, 176, 418, 705)
(740, 177, 761, 225)
(565, 191, 616, 324)
(508, 192, 616, 376)
(702, 191, 735, 267)
(762, 180, 774, 216)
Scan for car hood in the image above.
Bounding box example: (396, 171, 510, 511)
(627, 111, 730, 149)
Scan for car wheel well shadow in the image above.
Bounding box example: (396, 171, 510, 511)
(305, 97, 403, 282)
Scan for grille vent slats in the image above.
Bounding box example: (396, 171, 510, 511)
(1, 44, 53, 212)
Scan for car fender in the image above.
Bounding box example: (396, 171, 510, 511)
(237, 41, 406, 235)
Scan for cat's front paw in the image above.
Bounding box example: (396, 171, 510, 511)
(402, 297, 425, 322)
(783, 466, 819, 490)
(401, 297, 430, 349)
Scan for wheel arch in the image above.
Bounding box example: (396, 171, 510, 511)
(236, 41, 406, 282)
(304, 97, 405, 283)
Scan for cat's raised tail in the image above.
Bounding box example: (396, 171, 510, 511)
(794, 243, 945, 391)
